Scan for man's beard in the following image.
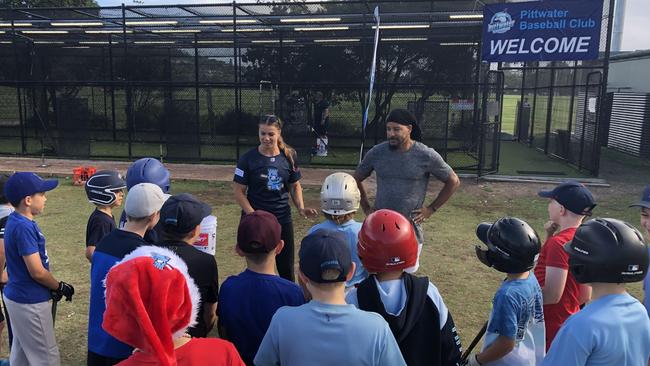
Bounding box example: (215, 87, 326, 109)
(387, 137, 402, 150)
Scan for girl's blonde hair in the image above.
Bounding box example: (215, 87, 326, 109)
(260, 115, 296, 169)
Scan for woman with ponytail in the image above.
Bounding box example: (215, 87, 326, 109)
(233, 115, 318, 281)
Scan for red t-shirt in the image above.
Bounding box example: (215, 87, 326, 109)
(117, 338, 245, 366)
(533, 227, 581, 350)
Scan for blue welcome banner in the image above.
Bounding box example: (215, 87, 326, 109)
(481, 0, 603, 62)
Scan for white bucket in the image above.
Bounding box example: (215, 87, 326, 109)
(192, 215, 217, 256)
(316, 136, 328, 157)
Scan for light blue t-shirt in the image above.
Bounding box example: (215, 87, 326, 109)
(482, 274, 545, 366)
(308, 219, 368, 287)
(543, 293, 650, 366)
(254, 300, 406, 366)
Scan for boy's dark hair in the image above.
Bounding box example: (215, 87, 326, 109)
(323, 212, 354, 223)
(160, 228, 193, 242)
(243, 250, 275, 265)
(0, 173, 11, 205)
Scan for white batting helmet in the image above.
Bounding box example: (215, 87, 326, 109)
(320, 172, 360, 215)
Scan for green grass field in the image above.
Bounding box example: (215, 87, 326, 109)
(0, 148, 647, 364)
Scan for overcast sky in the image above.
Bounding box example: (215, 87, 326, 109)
(96, 0, 650, 51)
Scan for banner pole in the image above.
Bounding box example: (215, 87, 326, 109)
(359, 6, 380, 163)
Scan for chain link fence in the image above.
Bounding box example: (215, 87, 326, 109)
(0, 1, 509, 174)
(501, 0, 614, 176)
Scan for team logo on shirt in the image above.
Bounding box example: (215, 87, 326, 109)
(266, 168, 283, 191)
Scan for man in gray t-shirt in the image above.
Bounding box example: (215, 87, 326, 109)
(354, 109, 460, 271)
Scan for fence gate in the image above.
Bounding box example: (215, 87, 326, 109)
(479, 70, 504, 175)
(572, 72, 602, 173)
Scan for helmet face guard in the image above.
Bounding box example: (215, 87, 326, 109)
(475, 245, 493, 268)
(474, 217, 541, 274)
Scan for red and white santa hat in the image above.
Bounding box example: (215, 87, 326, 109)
(102, 246, 200, 366)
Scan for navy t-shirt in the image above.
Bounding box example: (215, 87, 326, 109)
(3, 212, 51, 304)
(233, 148, 302, 224)
(88, 229, 147, 358)
(218, 269, 305, 365)
(86, 209, 116, 248)
(156, 240, 219, 338)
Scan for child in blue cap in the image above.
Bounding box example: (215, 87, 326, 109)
(3, 172, 75, 366)
(533, 180, 595, 350)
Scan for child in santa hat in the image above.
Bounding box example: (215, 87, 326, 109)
(102, 245, 245, 366)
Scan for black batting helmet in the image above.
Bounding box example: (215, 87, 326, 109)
(475, 217, 541, 274)
(85, 170, 126, 205)
(564, 218, 649, 284)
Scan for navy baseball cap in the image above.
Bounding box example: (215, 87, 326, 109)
(4, 172, 58, 204)
(160, 193, 211, 235)
(538, 180, 596, 216)
(630, 185, 650, 209)
(299, 229, 352, 284)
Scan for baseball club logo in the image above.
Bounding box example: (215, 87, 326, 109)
(151, 253, 173, 270)
(488, 10, 515, 34)
(266, 168, 283, 191)
(387, 256, 404, 266)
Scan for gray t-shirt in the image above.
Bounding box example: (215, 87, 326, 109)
(355, 141, 452, 243)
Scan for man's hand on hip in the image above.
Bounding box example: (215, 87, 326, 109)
(411, 206, 435, 225)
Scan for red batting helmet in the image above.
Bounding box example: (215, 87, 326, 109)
(358, 209, 418, 273)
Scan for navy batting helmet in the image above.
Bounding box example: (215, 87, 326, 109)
(85, 170, 126, 205)
(475, 217, 541, 274)
(126, 158, 170, 193)
(564, 218, 649, 284)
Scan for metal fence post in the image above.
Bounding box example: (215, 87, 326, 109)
(543, 62, 556, 154)
(12, 19, 26, 154)
(109, 34, 117, 142)
(593, 0, 617, 176)
(194, 32, 201, 160)
(528, 63, 539, 145)
(233, 1, 240, 160)
(122, 3, 132, 159)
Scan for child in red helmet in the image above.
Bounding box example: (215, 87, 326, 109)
(346, 209, 462, 366)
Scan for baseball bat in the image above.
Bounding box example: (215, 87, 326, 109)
(51, 298, 58, 327)
(461, 321, 488, 362)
